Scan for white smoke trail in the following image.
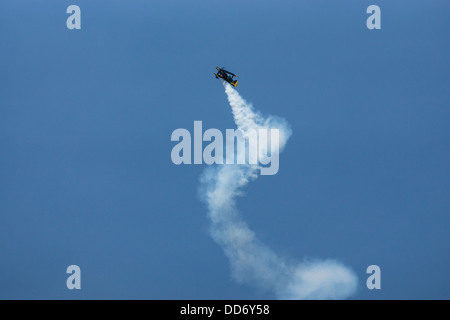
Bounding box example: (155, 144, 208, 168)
(199, 82, 358, 299)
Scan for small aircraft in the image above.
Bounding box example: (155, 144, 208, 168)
(214, 67, 239, 87)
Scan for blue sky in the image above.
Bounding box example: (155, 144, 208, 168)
(0, 0, 449, 299)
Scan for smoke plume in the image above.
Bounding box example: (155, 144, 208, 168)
(199, 82, 358, 299)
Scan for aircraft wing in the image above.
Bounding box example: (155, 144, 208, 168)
(222, 69, 237, 77)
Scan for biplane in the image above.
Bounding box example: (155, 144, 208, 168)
(214, 67, 239, 87)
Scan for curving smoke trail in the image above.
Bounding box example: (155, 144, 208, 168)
(199, 82, 358, 299)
